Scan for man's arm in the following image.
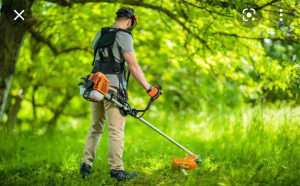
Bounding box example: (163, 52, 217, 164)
(123, 52, 150, 91)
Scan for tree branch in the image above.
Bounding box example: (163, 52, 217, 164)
(29, 28, 58, 54)
(208, 0, 280, 10)
(179, 0, 233, 17)
(43, 0, 208, 46)
(257, 0, 279, 10)
(28, 28, 93, 55)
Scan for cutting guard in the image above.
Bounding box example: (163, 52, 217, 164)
(173, 155, 198, 170)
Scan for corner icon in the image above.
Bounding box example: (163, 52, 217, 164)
(236, 3, 262, 28)
(14, 10, 25, 21)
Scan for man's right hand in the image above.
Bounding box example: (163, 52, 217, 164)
(147, 85, 162, 101)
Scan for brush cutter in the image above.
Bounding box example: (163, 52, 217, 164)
(79, 72, 201, 170)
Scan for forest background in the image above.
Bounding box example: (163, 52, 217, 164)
(0, 0, 299, 185)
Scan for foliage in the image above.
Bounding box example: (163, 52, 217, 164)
(2, 0, 299, 128)
(0, 106, 299, 185)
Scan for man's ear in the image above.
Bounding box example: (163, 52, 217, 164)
(126, 19, 132, 29)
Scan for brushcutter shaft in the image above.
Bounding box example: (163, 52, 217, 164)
(105, 93, 197, 158)
(105, 94, 130, 111)
(138, 117, 195, 156)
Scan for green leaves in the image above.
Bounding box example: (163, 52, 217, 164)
(3, 0, 299, 129)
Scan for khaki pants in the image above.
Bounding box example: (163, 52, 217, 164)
(82, 87, 126, 171)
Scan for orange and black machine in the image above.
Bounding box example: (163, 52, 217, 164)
(80, 72, 201, 170)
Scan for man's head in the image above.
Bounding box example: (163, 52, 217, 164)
(114, 7, 138, 31)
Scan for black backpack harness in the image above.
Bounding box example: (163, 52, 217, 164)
(91, 27, 132, 100)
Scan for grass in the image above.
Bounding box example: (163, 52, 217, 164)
(0, 105, 299, 185)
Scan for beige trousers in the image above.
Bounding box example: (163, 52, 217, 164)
(82, 87, 126, 171)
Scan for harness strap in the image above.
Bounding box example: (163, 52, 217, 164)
(92, 27, 133, 99)
(126, 70, 131, 90)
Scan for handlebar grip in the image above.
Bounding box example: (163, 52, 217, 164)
(156, 84, 162, 91)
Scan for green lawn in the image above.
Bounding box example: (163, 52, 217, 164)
(0, 106, 299, 185)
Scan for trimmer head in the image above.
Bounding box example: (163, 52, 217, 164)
(173, 155, 201, 170)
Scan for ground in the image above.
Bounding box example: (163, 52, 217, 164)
(0, 106, 299, 185)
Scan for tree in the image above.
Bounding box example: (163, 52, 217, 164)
(0, 0, 299, 127)
(0, 0, 35, 122)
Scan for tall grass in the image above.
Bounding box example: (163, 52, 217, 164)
(0, 105, 299, 185)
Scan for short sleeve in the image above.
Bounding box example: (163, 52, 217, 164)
(115, 31, 134, 53)
(92, 31, 101, 50)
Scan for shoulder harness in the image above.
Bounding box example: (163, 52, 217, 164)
(91, 27, 132, 99)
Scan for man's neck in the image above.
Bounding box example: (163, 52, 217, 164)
(113, 22, 127, 30)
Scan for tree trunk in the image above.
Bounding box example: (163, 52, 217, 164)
(46, 93, 73, 132)
(4, 89, 24, 132)
(0, 0, 36, 123)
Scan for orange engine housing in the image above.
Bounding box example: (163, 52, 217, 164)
(88, 72, 110, 95)
(173, 155, 197, 170)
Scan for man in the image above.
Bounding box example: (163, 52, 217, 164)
(79, 7, 162, 181)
